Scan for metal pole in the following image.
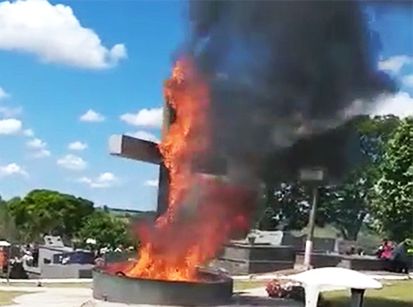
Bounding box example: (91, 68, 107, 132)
(350, 289, 365, 307)
(304, 186, 318, 269)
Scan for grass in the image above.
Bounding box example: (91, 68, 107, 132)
(323, 280, 413, 307)
(234, 279, 413, 307)
(291, 225, 340, 238)
(233, 280, 266, 291)
(0, 291, 27, 306)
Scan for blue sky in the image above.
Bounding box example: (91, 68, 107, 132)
(0, 0, 412, 210)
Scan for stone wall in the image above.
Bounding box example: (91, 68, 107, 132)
(41, 264, 93, 279)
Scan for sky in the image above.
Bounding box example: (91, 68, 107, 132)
(0, 0, 412, 211)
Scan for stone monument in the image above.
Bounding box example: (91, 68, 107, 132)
(213, 230, 296, 275)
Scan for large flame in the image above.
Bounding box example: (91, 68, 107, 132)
(123, 58, 256, 281)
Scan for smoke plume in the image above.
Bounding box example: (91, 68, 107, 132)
(187, 1, 395, 179)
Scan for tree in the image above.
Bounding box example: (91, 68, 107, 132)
(319, 168, 372, 240)
(317, 116, 401, 240)
(371, 117, 413, 241)
(8, 190, 94, 242)
(0, 196, 19, 242)
(259, 116, 401, 238)
(77, 211, 133, 250)
(356, 115, 401, 161)
(258, 182, 335, 231)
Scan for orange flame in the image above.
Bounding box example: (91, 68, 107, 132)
(123, 58, 256, 281)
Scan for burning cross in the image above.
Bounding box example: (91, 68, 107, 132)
(108, 101, 173, 216)
(108, 99, 228, 217)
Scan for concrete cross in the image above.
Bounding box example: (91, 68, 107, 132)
(108, 102, 173, 216)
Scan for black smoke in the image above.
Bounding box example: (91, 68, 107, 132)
(186, 0, 395, 181)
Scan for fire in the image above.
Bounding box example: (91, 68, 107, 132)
(123, 58, 256, 281)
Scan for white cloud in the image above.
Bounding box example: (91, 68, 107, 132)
(0, 163, 28, 178)
(32, 148, 51, 158)
(68, 141, 87, 151)
(57, 154, 87, 170)
(370, 92, 413, 118)
(79, 109, 105, 122)
(120, 107, 163, 128)
(26, 137, 50, 158)
(23, 129, 34, 137)
(378, 55, 413, 73)
(402, 75, 413, 88)
(126, 130, 160, 143)
(144, 179, 158, 187)
(0, 86, 9, 100)
(0, 0, 127, 69)
(26, 137, 46, 149)
(0, 118, 22, 135)
(78, 172, 118, 188)
(0, 105, 22, 117)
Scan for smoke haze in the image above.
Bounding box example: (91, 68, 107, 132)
(187, 1, 395, 172)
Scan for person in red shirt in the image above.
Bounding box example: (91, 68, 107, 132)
(377, 239, 393, 260)
(376, 239, 395, 271)
(381, 240, 393, 260)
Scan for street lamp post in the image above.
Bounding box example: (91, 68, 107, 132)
(299, 168, 325, 270)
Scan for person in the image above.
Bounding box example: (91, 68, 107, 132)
(376, 239, 393, 260)
(376, 239, 394, 271)
(392, 240, 410, 274)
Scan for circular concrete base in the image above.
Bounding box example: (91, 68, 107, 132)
(93, 267, 233, 306)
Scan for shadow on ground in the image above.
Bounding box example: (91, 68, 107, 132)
(323, 298, 412, 307)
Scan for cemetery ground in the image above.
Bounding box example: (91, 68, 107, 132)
(0, 278, 411, 306)
(0, 291, 27, 306)
(322, 280, 413, 307)
(233, 279, 413, 306)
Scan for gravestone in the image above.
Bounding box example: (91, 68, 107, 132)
(213, 230, 296, 275)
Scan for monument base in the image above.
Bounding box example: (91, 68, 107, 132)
(93, 266, 233, 306)
(213, 242, 295, 275)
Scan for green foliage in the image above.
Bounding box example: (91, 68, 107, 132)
(8, 189, 94, 242)
(258, 183, 335, 231)
(0, 196, 19, 242)
(259, 116, 401, 239)
(371, 117, 413, 241)
(317, 116, 401, 240)
(258, 183, 310, 230)
(356, 115, 401, 162)
(77, 210, 133, 249)
(319, 166, 377, 240)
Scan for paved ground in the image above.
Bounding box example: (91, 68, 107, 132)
(232, 270, 412, 281)
(0, 279, 92, 284)
(0, 272, 410, 307)
(1, 287, 91, 307)
(0, 286, 301, 307)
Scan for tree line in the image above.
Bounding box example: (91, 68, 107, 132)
(0, 190, 135, 249)
(258, 116, 413, 242)
(1, 116, 412, 247)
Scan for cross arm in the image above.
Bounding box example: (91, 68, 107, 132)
(108, 134, 162, 165)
